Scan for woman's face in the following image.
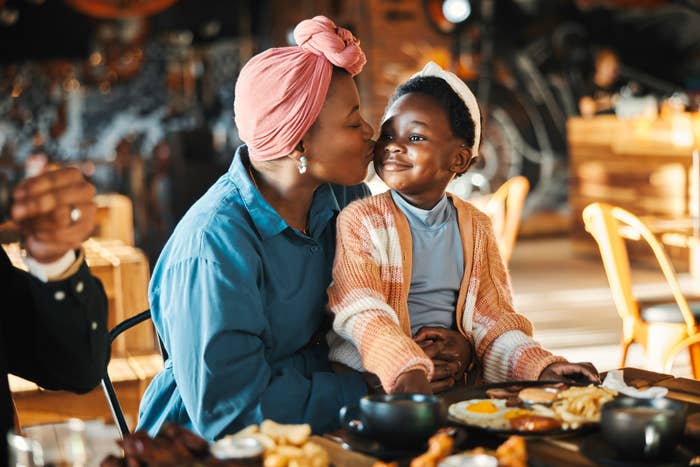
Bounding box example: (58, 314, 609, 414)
(374, 92, 468, 209)
(303, 70, 375, 186)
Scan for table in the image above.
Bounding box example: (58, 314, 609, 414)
(19, 368, 699, 465)
(318, 368, 700, 466)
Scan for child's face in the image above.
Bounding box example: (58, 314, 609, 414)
(374, 92, 469, 208)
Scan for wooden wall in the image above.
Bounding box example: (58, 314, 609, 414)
(269, 0, 452, 131)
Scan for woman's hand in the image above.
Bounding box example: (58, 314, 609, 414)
(539, 361, 600, 384)
(392, 369, 432, 395)
(414, 327, 473, 393)
(11, 167, 96, 263)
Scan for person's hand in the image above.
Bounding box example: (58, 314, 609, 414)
(579, 96, 596, 117)
(414, 327, 473, 393)
(539, 361, 600, 384)
(11, 167, 96, 263)
(361, 371, 385, 395)
(392, 369, 432, 395)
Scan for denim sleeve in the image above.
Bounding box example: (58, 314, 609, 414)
(155, 244, 366, 441)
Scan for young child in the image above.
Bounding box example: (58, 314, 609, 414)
(327, 62, 598, 394)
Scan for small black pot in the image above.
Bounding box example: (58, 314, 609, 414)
(340, 393, 447, 447)
(600, 396, 687, 460)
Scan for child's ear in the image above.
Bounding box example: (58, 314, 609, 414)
(450, 145, 472, 175)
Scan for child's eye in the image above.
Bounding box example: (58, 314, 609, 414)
(409, 134, 426, 142)
(378, 133, 393, 141)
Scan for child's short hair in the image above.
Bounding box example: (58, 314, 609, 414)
(387, 76, 477, 151)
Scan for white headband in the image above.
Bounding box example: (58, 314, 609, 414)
(411, 61, 481, 159)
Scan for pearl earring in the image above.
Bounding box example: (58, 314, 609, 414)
(298, 156, 308, 174)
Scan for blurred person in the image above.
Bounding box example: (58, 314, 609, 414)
(113, 137, 147, 243)
(145, 140, 175, 260)
(1, 167, 110, 464)
(578, 48, 642, 117)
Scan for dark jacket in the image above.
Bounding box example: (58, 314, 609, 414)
(0, 248, 110, 465)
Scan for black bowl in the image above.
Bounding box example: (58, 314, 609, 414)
(600, 396, 687, 461)
(340, 393, 447, 447)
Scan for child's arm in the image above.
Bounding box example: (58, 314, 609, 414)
(470, 216, 566, 382)
(328, 205, 433, 392)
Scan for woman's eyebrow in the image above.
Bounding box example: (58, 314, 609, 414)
(346, 105, 360, 117)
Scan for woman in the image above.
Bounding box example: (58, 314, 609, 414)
(137, 16, 469, 440)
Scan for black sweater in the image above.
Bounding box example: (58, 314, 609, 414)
(0, 248, 109, 465)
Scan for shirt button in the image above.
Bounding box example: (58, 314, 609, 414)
(54, 290, 66, 301)
(310, 246, 320, 253)
(91, 321, 98, 331)
(75, 281, 84, 293)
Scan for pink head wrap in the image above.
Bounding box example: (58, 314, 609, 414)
(234, 16, 366, 161)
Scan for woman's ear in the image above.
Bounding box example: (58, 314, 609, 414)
(287, 140, 305, 162)
(449, 145, 472, 175)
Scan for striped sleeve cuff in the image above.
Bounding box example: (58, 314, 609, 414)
(482, 330, 566, 382)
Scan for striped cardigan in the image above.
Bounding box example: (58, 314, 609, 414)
(327, 191, 565, 392)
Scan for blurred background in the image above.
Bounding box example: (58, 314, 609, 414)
(1, 0, 698, 262)
(2, 0, 700, 432)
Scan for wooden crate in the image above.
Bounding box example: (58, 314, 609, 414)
(568, 116, 698, 273)
(94, 193, 135, 246)
(83, 240, 154, 356)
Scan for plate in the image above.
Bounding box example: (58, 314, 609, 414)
(443, 380, 601, 437)
(579, 433, 694, 467)
(328, 427, 468, 461)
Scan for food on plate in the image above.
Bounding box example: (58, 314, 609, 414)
(409, 431, 454, 467)
(508, 414, 561, 431)
(545, 385, 617, 428)
(449, 383, 619, 432)
(226, 420, 329, 467)
(518, 387, 558, 405)
(449, 399, 532, 430)
(495, 435, 527, 467)
(461, 436, 527, 467)
(99, 424, 236, 466)
(485, 388, 519, 399)
(464, 400, 501, 414)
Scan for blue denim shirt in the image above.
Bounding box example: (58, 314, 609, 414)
(137, 146, 369, 440)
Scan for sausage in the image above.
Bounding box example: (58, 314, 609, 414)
(508, 414, 561, 431)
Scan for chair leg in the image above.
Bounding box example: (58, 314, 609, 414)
(102, 377, 130, 438)
(646, 324, 688, 374)
(620, 339, 632, 367)
(689, 341, 700, 380)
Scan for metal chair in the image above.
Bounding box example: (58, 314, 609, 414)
(482, 176, 530, 263)
(101, 309, 167, 438)
(582, 202, 700, 378)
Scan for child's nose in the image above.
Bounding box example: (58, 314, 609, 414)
(385, 141, 403, 152)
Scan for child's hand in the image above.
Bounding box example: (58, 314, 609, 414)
(414, 327, 473, 392)
(392, 369, 432, 395)
(539, 361, 600, 384)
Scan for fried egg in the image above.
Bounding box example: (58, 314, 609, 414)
(449, 399, 524, 430)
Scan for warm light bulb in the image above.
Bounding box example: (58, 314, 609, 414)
(442, 0, 471, 24)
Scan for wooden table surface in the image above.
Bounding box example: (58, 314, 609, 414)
(319, 367, 700, 467)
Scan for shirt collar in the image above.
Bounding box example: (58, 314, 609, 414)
(228, 146, 341, 240)
(390, 190, 453, 230)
